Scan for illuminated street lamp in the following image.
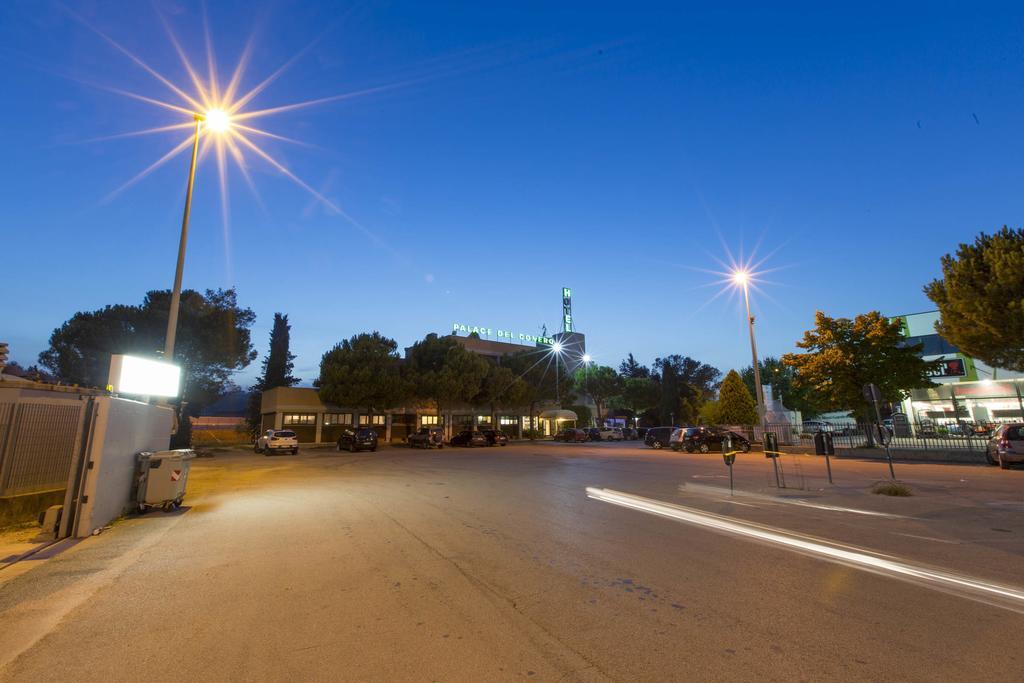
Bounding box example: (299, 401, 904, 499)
(163, 109, 232, 359)
(552, 341, 564, 405)
(732, 269, 765, 430)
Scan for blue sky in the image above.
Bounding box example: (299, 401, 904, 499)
(3, 1, 1022, 386)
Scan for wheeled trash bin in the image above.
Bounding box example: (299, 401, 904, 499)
(135, 449, 196, 513)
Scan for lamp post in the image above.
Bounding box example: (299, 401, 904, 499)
(733, 270, 765, 428)
(552, 341, 564, 405)
(163, 109, 231, 360)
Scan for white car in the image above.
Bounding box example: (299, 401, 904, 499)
(255, 429, 299, 455)
(597, 427, 624, 441)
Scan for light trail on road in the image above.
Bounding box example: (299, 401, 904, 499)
(679, 483, 908, 518)
(586, 487, 1024, 614)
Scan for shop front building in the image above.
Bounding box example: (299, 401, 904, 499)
(894, 310, 1024, 428)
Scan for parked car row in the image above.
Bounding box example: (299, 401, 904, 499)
(643, 426, 751, 453)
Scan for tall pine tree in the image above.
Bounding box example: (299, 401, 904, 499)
(247, 313, 300, 435)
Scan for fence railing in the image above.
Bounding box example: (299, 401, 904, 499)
(740, 421, 990, 452)
(0, 401, 86, 497)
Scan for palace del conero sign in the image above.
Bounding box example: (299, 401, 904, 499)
(451, 323, 554, 346)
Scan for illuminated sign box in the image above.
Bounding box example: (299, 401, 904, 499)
(108, 354, 182, 397)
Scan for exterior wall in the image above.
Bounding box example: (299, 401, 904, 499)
(894, 310, 1024, 424)
(259, 386, 557, 443)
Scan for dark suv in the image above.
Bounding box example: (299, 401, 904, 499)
(681, 427, 750, 453)
(482, 429, 509, 446)
(408, 427, 445, 449)
(337, 427, 378, 452)
(644, 426, 677, 449)
(451, 430, 488, 447)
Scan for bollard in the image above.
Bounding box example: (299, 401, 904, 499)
(822, 432, 834, 484)
(721, 434, 735, 494)
(764, 431, 782, 488)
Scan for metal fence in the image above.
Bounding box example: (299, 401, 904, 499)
(0, 401, 86, 497)
(745, 422, 989, 452)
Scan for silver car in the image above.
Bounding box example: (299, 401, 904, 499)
(986, 423, 1024, 469)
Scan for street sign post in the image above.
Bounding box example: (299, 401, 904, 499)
(863, 383, 896, 479)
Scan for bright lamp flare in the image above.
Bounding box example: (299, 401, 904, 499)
(552, 341, 564, 354)
(732, 269, 750, 286)
(582, 353, 592, 363)
(204, 108, 231, 133)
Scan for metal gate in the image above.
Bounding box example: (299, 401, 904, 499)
(0, 400, 88, 497)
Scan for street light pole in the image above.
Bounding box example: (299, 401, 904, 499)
(163, 114, 203, 360)
(741, 279, 766, 428)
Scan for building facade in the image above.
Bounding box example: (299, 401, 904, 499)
(895, 310, 1024, 425)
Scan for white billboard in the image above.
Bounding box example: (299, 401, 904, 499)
(108, 354, 181, 398)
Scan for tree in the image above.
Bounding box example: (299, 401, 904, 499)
(564, 404, 593, 427)
(740, 356, 820, 416)
(318, 332, 408, 416)
(925, 226, 1024, 371)
(618, 353, 650, 379)
(652, 355, 721, 425)
(247, 313, 301, 435)
(474, 361, 530, 423)
(39, 288, 257, 446)
(716, 370, 758, 425)
(782, 311, 937, 420)
(405, 334, 489, 434)
(615, 376, 660, 423)
(573, 365, 622, 422)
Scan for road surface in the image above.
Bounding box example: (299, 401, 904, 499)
(1, 442, 1022, 681)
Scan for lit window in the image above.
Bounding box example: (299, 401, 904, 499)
(323, 413, 352, 426)
(499, 416, 517, 426)
(477, 415, 492, 425)
(360, 414, 387, 426)
(283, 413, 315, 426)
(421, 415, 439, 425)
(373, 415, 386, 425)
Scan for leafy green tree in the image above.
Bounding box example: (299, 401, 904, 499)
(39, 288, 257, 447)
(405, 334, 489, 433)
(740, 356, 820, 416)
(782, 311, 937, 420)
(573, 365, 622, 422)
(925, 226, 1024, 371)
(653, 355, 721, 425)
(698, 400, 722, 425)
(565, 404, 593, 427)
(318, 332, 408, 416)
(247, 313, 301, 436)
(618, 353, 650, 379)
(473, 359, 531, 423)
(716, 370, 758, 425)
(614, 376, 660, 423)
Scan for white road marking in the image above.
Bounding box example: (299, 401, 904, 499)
(586, 487, 1024, 614)
(893, 533, 961, 545)
(679, 483, 906, 518)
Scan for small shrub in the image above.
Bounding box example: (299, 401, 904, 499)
(871, 481, 913, 497)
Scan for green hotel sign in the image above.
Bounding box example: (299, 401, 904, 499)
(451, 323, 554, 346)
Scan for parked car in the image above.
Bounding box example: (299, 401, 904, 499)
(408, 427, 445, 449)
(555, 428, 589, 442)
(451, 430, 488, 447)
(586, 427, 602, 441)
(255, 429, 298, 455)
(986, 423, 1024, 469)
(621, 428, 638, 440)
(597, 427, 624, 441)
(682, 427, 751, 454)
(337, 427, 378, 453)
(636, 428, 649, 440)
(482, 429, 509, 446)
(644, 426, 677, 449)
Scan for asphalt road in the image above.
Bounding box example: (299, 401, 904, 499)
(1, 441, 1023, 681)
